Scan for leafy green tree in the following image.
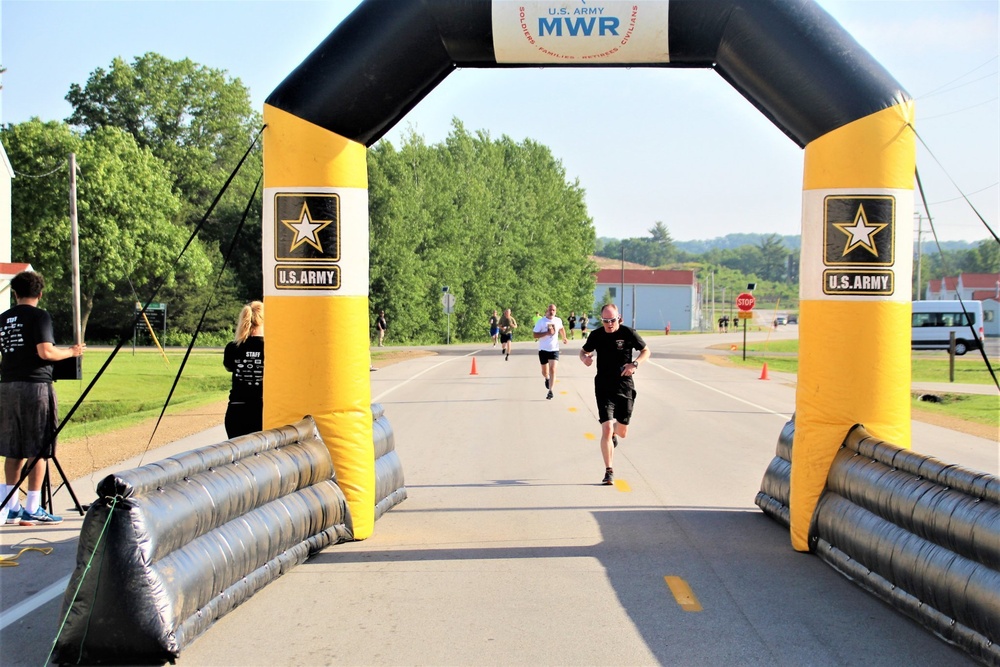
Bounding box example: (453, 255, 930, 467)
(757, 233, 790, 282)
(2, 119, 210, 339)
(369, 121, 596, 343)
(65, 53, 264, 304)
(962, 239, 1000, 274)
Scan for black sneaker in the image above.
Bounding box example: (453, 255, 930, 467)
(546, 390, 553, 400)
(602, 468, 614, 485)
(505, 353, 509, 361)
(612, 435, 618, 448)
(544, 378, 550, 389)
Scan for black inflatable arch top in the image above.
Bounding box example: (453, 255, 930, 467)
(266, 0, 909, 148)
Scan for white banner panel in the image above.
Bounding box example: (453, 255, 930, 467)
(801, 188, 913, 302)
(262, 187, 369, 297)
(493, 0, 670, 64)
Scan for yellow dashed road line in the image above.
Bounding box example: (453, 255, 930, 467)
(664, 576, 703, 611)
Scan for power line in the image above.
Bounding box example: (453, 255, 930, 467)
(915, 55, 998, 99)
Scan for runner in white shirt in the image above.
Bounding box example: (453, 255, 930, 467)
(532, 303, 569, 400)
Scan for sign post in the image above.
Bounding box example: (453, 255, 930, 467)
(736, 292, 756, 360)
(441, 286, 455, 344)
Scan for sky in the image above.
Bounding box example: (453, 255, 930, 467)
(1, 0, 997, 244)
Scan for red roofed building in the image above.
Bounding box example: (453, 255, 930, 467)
(1, 262, 33, 299)
(925, 273, 1000, 337)
(593, 266, 700, 331)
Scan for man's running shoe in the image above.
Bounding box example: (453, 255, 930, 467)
(505, 352, 509, 361)
(18, 507, 63, 525)
(612, 434, 618, 448)
(546, 390, 553, 400)
(5, 508, 24, 525)
(602, 468, 614, 485)
(544, 378, 550, 389)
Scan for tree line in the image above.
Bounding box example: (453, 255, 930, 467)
(4, 53, 996, 346)
(2, 54, 598, 346)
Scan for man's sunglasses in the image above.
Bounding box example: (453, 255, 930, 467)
(601, 317, 618, 324)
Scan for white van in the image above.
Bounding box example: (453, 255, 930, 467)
(911, 300, 985, 355)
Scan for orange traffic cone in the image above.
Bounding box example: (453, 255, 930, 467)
(470, 357, 479, 375)
(759, 362, 769, 380)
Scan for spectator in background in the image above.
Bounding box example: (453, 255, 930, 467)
(375, 310, 388, 347)
(1, 270, 85, 525)
(223, 301, 264, 438)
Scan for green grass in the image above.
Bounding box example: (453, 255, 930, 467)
(54, 348, 230, 441)
(720, 340, 999, 428)
(910, 392, 1000, 425)
(731, 340, 999, 384)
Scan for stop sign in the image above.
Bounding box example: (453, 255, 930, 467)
(736, 292, 756, 311)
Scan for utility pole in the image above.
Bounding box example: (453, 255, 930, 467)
(710, 271, 715, 331)
(620, 242, 625, 317)
(69, 154, 82, 344)
(914, 212, 924, 299)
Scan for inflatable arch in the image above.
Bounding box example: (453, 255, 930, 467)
(262, 0, 915, 547)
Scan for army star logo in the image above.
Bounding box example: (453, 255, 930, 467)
(281, 203, 334, 253)
(832, 205, 887, 258)
(823, 196, 894, 267)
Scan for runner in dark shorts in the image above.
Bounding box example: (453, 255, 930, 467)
(579, 304, 650, 485)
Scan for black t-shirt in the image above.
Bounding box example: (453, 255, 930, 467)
(0, 304, 56, 383)
(223, 336, 264, 402)
(582, 325, 647, 379)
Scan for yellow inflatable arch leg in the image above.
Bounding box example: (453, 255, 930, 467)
(262, 105, 375, 540)
(791, 102, 916, 551)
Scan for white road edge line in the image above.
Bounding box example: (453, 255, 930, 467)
(372, 350, 480, 403)
(650, 360, 793, 421)
(0, 573, 70, 631)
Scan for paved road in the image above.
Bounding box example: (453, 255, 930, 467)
(2, 332, 995, 665)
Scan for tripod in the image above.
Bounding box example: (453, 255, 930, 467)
(1, 439, 85, 520)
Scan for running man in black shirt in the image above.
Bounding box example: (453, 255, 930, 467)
(579, 304, 650, 485)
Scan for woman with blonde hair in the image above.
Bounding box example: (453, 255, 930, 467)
(223, 301, 264, 438)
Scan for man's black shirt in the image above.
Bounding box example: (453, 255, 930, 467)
(582, 325, 647, 379)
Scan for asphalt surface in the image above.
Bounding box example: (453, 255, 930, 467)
(1, 331, 996, 666)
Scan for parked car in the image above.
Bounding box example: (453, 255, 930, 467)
(786, 314, 798, 324)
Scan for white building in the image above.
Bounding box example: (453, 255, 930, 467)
(925, 273, 1000, 337)
(592, 267, 699, 332)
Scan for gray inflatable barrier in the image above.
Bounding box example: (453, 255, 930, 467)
(53, 416, 352, 665)
(812, 425, 1000, 665)
(754, 414, 794, 527)
(372, 402, 407, 519)
(757, 421, 1000, 665)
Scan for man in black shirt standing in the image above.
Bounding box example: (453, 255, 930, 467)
(579, 303, 650, 486)
(0, 271, 85, 525)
